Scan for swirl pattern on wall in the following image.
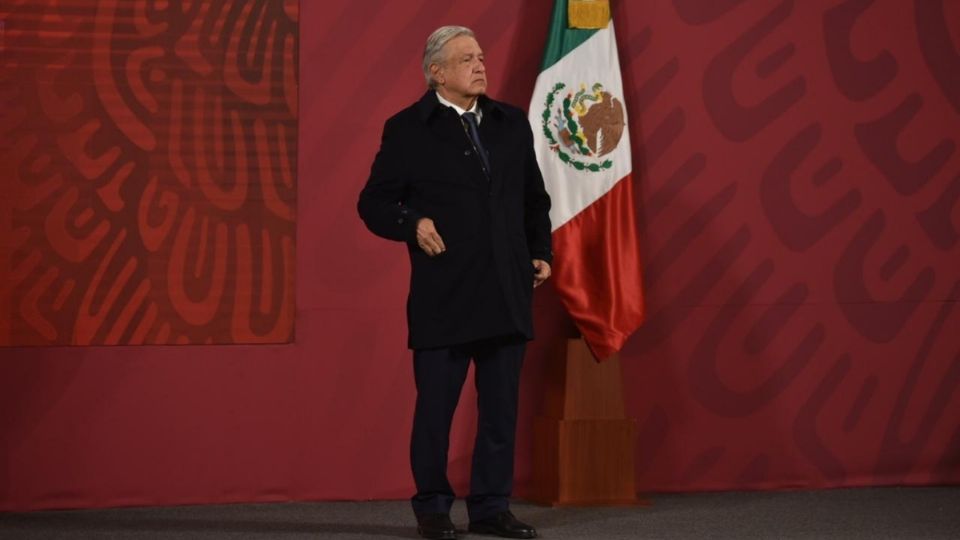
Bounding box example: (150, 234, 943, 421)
(1, 0, 298, 345)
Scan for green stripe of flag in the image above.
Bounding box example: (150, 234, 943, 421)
(539, 0, 599, 71)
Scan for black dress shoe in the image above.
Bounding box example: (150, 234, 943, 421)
(416, 513, 457, 540)
(468, 510, 537, 539)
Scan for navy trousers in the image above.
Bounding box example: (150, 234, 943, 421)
(410, 337, 525, 521)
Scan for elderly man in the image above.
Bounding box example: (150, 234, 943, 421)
(358, 25, 551, 540)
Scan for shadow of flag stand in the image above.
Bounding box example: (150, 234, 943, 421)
(526, 0, 646, 505)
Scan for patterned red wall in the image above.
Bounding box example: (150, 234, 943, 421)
(615, 0, 960, 490)
(0, 0, 958, 512)
(1, 0, 297, 345)
(303, 0, 960, 494)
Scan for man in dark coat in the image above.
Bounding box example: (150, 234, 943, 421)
(358, 25, 551, 540)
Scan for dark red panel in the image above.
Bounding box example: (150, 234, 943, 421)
(0, 0, 297, 345)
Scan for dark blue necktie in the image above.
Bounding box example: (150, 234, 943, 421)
(461, 112, 490, 176)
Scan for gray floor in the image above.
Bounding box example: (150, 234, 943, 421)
(1, 487, 958, 539)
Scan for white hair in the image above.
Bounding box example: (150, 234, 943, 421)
(422, 25, 475, 88)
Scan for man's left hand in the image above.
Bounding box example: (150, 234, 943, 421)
(532, 259, 551, 288)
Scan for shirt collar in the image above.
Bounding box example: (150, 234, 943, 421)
(416, 90, 503, 124)
(435, 92, 482, 123)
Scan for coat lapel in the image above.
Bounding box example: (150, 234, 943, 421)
(417, 91, 508, 187)
(418, 90, 463, 150)
(478, 98, 507, 191)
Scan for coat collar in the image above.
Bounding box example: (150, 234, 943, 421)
(416, 90, 505, 124)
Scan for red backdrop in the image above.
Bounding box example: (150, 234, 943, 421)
(2, 0, 959, 512)
(0, 0, 297, 346)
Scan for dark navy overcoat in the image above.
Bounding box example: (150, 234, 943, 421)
(358, 90, 552, 349)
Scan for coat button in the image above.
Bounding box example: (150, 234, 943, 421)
(464, 150, 471, 156)
(397, 217, 404, 224)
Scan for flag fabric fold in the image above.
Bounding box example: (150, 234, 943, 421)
(528, 0, 645, 360)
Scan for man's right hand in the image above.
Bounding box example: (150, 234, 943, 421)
(415, 218, 446, 256)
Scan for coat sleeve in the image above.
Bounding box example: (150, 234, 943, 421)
(357, 117, 424, 242)
(522, 121, 553, 263)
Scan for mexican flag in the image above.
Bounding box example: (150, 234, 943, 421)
(528, 0, 645, 360)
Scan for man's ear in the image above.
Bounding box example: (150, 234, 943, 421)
(430, 63, 444, 85)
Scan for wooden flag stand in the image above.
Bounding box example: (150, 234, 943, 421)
(529, 338, 642, 506)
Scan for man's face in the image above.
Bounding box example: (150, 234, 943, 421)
(436, 36, 487, 99)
